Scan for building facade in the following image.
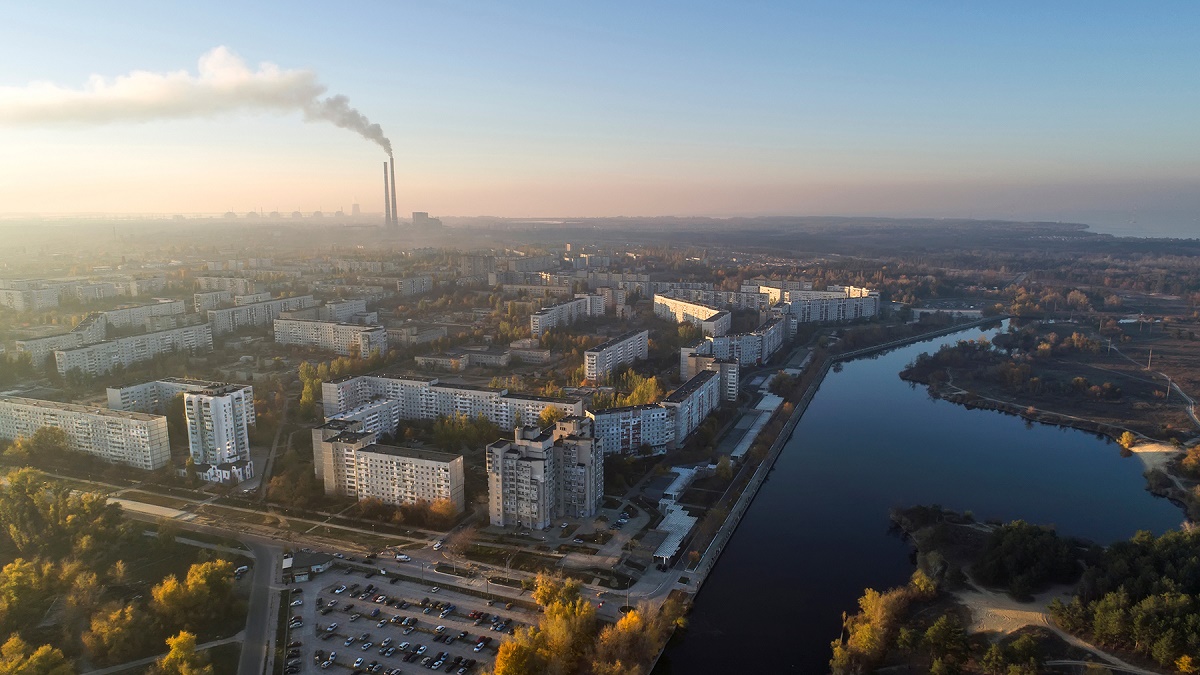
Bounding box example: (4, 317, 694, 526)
(54, 323, 213, 377)
(486, 417, 603, 529)
(312, 422, 465, 512)
(652, 295, 731, 337)
(0, 396, 170, 470)
(206, 295, 316, 334)
(272, 318, 388, 358)
(583, 329, 649, 383)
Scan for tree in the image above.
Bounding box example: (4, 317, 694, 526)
(150, 631, 213, 675)
(531, 573, 581, 609)
(166, 393, 188, 449)
(715, 456, 732, 481)
(82, 602, 151, 665)
(538, 406, 565, 427)
(0, 634, 73, 675)
(492, 635, 544, 675)
(445, 525, 478, 560)
(1118, 431, 1137, 450)
(923, 615, 967, 661)
(150, 560, 235, 633)
(428, 499, 460, 530)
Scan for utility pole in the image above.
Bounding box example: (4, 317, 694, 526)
(1166, 377, 1172, 403)
(1148, 349, 1154, 370)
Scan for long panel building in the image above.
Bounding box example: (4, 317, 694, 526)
(312, 422, 465, 512)
(0, 396, 170, 470)
(54, 323, 213, 377)
(652, 295, 731, 337)
(587, 369, 723, 455)
(486, 416, 603, 529)
(584, 329, 649, 383)
(321, 374, 583, 435)
(206, 295, 316, 334)
(272, 318, 388, 358)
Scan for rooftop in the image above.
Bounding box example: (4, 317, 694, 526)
(359, 443, 462, 464)
(585, 329, 649, 354)
(0, 395, 164, 422)
(663, 369, 717, 403)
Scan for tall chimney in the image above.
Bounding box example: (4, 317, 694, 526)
(389, 156, 398, 228)
(383, 161, 392, 225)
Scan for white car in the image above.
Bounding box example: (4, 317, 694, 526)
(290, 599, 303, 606)
(396, 554, 411, 562)
(430, 586, 440, 593)
(435, 625, 446, 633)
(432, 541, 443, 551)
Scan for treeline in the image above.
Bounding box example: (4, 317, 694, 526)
(592, 372, 666, 410)
(903, 334, 1124, 401)
(352, 495, 460, 530)
(0, 469, 239, 672)
(490, 573, 685, 675)
(969, 521, 1084, 599)
(1050, 529, 1200, 671)
(829, 570, 939, 673)
(297, 354, 390, 419)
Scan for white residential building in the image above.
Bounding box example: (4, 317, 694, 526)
(584, 329, 649, 383)
(587, 404, 673, 455)
(195, 276, 258, 296)
(529, 295, 603, 337)
(397, 275, 434, 297)
(652, 295, 731, 336)
(486, 416, 603, 529)
(99, 299, 186, 330)
(206, 295, 316, 334)
(312, 422, 465, 512)
(54, 323, 213, 377)
(321, 374, 583, 434)
(319, 299, 369, 323)
(782, 286, 880, 324)
(272, 318, 388, 358)
(106, 377, 256, 482)
(660, 369, 721, 443)
(194, 290, 232, 312)
(0, 396, 169, 470)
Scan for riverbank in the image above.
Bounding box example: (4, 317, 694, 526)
(909, 376, 1199, 521)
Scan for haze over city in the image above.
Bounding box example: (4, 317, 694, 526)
(3, 4, 1200, 675)
(2, 2, 1199, 235)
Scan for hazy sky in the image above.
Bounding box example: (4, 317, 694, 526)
(1, 2, 1197, 233)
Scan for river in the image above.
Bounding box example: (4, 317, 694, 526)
(658, 323, 1185, 674)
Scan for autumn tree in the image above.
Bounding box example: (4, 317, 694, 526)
(150, 560, 235, 634)
(538, 405, 565, 427)
(428, 498, 460, 530)
(82, 602, 152, 665)
(531, 572, 582, 609)
(149, 631, 213, 675)
(0, 634, 73, 675)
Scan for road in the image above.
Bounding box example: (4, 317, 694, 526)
(239, 539, 281, 675)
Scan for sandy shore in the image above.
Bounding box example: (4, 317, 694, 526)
(1128, 441, 1184, 474)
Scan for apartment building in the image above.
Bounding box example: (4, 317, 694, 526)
(386, 323, 447, 346)
(15, 332, 85, 370)
(107, 378, 255, 482)
(55, 323, 213, 377)
(529, 295, 604, 337)
(397, 275, 434, 297)
(661, 369, 721, 443)
(206, 295, 315, 334)
(318, 299, 369, 323)
(486, 416, 603, 529)
(0, 280, 63, 311)
(234, 292, 273, 305)
(652, 295, 731, 336)
(459, 255, 496, 277)
(584, 329, 649, 383)
(272, 318, 388, 358)
(679, 354, 741, 402)
(195, 276, 259, 296)
(781, 286, 880, 324)
(587, 404, 673, 455)
(194, 290, 232, 312)
(505, 254, 559, 273)
(312, 422, 465, 511)
(321, 374, 583, 435)
(0, 396, 169, 470)
(414, 345, 510, 372)
(99, 299, 186, 330)
(690, 317, 787, 368)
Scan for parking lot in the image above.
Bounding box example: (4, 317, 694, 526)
(279, 564, 533, 674)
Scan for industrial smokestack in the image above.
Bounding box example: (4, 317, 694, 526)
(383, 161, 391, 225)
(389, 156, 398, 228)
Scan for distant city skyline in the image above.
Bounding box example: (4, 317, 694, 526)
(1, 2, 1197, 236)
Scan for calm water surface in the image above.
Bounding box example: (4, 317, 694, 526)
(660, 324, 1184, 674)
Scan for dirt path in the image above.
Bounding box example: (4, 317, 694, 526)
(955, 582, 1163, 675)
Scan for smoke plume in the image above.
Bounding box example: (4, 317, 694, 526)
(0, 46, 392, 154)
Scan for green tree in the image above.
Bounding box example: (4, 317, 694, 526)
(923, 614, 968, 660)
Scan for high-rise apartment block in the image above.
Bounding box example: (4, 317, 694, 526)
(195, 276, 259, 296)
(529, 295, 604, 337)
(273, 319, 388, 358)
(107, 378, 256, 483)
(0, 396, 170, 470)
(312, 421, 465, 512)
(584, 329, 649, 383)
(486, 417, 604, 529)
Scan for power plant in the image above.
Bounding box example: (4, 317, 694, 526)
(382, 157, 399, 227)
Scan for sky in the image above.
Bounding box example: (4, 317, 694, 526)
(0, 1, 1198, 235)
